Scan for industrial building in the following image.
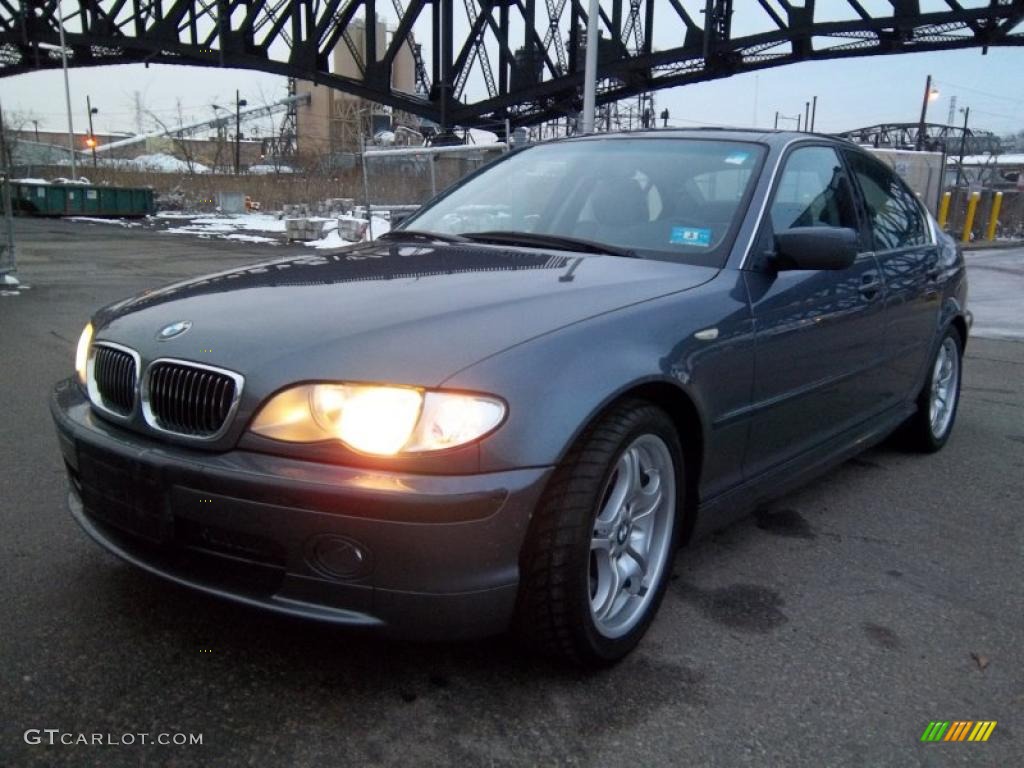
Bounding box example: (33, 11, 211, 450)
(295, 16, 420, 160)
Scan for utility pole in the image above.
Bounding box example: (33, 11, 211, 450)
(234, 90, 248, 174)
(810, 96, 818, 132)
(956, 106, 970, 188)
(916, 74, 939, 151)
(134, 91, 143, 135)
(581, 0, 600, 133)
(804, 101, 810, 133)
(0, 99, 17, 286)
(359, 127, 373, 241)
(86, 96, 98, 167)
(31, 120, 39, 142)
(57, 12, 76, 179)
(774, 111, 779, 129)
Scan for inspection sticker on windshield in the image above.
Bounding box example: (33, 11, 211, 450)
(671, 227, 712, 247)
(724, 151, 750, 165)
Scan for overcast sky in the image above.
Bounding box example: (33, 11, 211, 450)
(0, 30, 1020, 140)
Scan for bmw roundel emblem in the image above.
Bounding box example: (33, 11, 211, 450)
(157, 320, 192, 341)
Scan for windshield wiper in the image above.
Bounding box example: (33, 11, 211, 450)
(461, 231, 640, 258)
(378, 229, 472, 244)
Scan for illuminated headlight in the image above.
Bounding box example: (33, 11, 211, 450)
(249, 383, 506, 455)
(75, 322, 93, 385)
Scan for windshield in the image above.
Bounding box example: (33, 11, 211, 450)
(403, 138, 766, 267)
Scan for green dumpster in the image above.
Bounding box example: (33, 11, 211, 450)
(63, 186, 84, 215)
(11, 182, 154, 217)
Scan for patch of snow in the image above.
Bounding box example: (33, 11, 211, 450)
(161, 213, 287, 237)
(123, 154, 210, 173)
(468, 128, 500, 144)
(12, 178, 48, 185)
(199, 214, 286, 232)
(305, 216, 390, 249)
(157, 212, 290, 244)
(223, 233, 279, 244)
(67, 216, 140, 228)
(306, 229, 347, 250)
(248, 164, 296, 175)
(367, 217, 392, 240)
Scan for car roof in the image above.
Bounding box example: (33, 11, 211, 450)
(560, 127, 853, 149)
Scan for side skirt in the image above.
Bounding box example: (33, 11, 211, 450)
(690, 402, 917, 540)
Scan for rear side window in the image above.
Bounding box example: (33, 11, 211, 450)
(769, 146, 857, 234)
(845, 151, 927, 250)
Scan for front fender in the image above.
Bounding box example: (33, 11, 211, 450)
(442, 271, 755, 500)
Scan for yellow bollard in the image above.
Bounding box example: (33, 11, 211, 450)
(985, 191, 1003, 242)
(962, 191, 981, 243)
(937, 191, 951, 228)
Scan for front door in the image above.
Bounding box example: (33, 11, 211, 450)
(743, 144, 887, 478)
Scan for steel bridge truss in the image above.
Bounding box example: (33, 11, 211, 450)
(2, 0, 1022, 129)
(837, 121, 1003, 154)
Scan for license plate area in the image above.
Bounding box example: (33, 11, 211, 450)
(77, 447, 171, 543)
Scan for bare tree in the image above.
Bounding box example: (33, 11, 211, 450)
(145, 100, 202, 174)
(254, 82, 295, 172)
(0, 107, 35, 172)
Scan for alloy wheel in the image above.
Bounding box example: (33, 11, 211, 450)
(929, 337, 960, 439)
(589, 434, 676, 639)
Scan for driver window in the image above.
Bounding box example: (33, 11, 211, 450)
(770, 147, 857, 235)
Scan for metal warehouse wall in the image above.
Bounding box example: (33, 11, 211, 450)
(866, 148, 944, 215)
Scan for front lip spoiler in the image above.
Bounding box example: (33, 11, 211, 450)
(68, 489, 385, 627)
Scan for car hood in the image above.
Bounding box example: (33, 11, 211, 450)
(95, 240, 716, 389)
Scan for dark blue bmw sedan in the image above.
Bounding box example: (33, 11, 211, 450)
(51, 130, 969, 665)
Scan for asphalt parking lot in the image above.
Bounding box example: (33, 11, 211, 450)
(1, 218, 1022, 767)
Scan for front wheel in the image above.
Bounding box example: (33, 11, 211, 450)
(514, 400, 683, 666)
(903, 326, 963, 452)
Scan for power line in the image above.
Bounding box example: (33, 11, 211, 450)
(934, 80, 1024, 106)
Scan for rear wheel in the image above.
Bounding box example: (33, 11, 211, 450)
(903, 326, 963, 452)
(514, 400, 683, 666)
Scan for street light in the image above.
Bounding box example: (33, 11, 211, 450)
(235, 90, 248, 174)
(916, 75, 941, 150)
(34, 6, 77, 178)
(86, 96, 98, 167)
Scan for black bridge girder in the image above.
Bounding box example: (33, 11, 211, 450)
(1, 0, 1021, 129)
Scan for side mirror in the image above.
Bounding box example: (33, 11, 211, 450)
(773, 226, 859, 271)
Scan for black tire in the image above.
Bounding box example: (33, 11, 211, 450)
(514, 399, 684, 667)
(902, 325, 964, 453)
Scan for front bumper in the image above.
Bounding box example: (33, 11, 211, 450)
(50, 379, 552, 639)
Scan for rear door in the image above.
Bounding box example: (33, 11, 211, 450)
(843, 150, 942, 403)
(742, 144, 887, 478)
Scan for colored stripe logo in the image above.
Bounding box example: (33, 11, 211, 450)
(921, 721, 997, 742)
